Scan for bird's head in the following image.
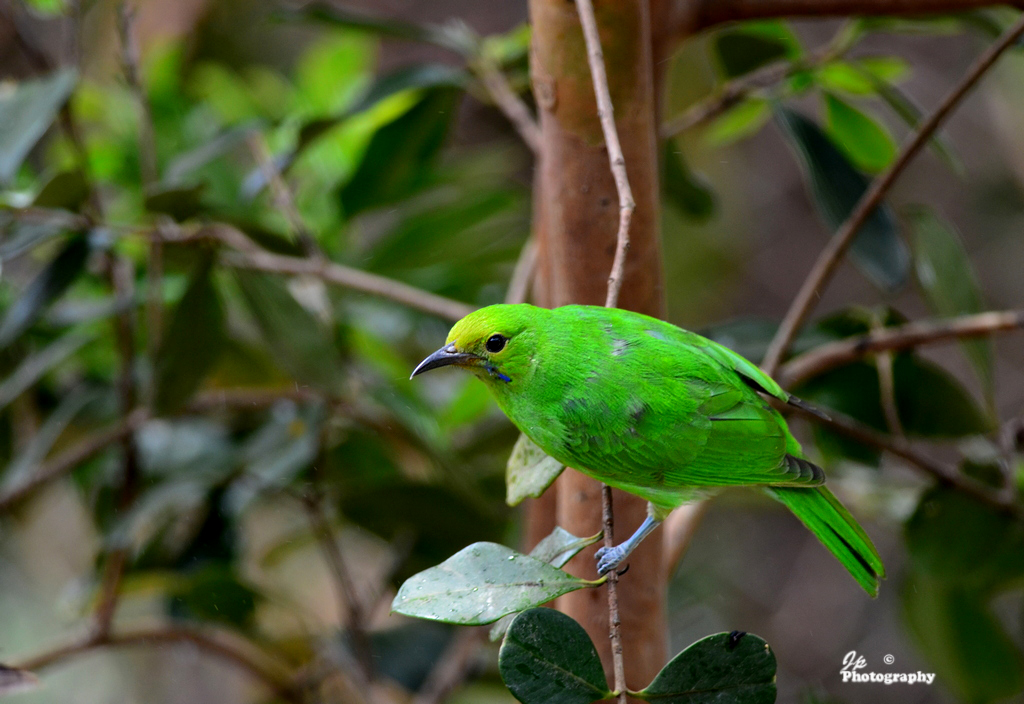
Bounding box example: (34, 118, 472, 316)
(410, 304, 545, 388)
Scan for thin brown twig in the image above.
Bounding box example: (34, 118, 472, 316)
(246, 133, 322, 258)
(575, 0, 639, 695)
(575, 0, 637, 311)
(778, 309, 1024, 388)
(221, 248, 473, 322)
(0, 409, 148, 513)
(600, 486, 627, 702)
(411, 628, 485, 704)
(473, 56, 541, 154)
(300, 494, 375, 682)
(14, 627, 300, 703)
(505, 237, 537, 304)
(761, 14, 1024, 376)
(660, 22, 856, 139)
(790, 404, 1020, 517)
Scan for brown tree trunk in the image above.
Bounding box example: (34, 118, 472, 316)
(527, 0, 667, 689)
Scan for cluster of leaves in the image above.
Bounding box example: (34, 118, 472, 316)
(392, 527, 776, 703)
(0, 4, 531, 699)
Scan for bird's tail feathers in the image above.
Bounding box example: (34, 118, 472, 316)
(765, 485, 885, 597)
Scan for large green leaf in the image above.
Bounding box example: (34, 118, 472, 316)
(663, 142, 716, 222)
(905, 485, 1024, 590)
(796, 352, 992, 464)
(506, 433, 565, 506)
(233, 270, 344, 392)
(498, 608, 611, 704)
(392, 542, 596, 625)
(892, 354, 993, 437)
(153, 255, 226, 414)
(636, 632, 776, 704)
(907, 206, 993, 394)
(903, 574, 1024, 703)
(0, 68, 78, 184)
(0, 331, 91, 411)
(339, 86, 462, 216)
(713, 20, 800, 79)
(489, 527, 602, 641)
(0, 233, 90, 348)
(32, 170, 89, 210)
(822, 93, 896, 173)
(775, 107, 909, 291)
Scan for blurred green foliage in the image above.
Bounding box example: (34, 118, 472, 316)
(1, 4, 1023, 704)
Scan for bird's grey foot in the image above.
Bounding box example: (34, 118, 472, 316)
(595, 545, 629, 575)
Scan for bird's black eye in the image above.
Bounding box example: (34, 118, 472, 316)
(486, 334, 507, 353)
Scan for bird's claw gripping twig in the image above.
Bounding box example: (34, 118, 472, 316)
(595, 545, 628, 575)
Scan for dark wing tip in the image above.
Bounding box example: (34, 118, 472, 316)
(784, 454, 825, 485)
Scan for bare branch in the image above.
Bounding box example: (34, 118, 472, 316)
(600, 486, 627, 703)
(761, 14, 1024, 375)
(0, 409, 149, 513)
(14, 628, 299, 703)
(411, 629, 485, 704)
(660, 22, 854, 139)
(472, 57, 541, 154)
(221, 248, 473, 322)
(778, 310, 1024, 388)
(790, 404, 1021, 517)
(505, 237, 537, 304)
(246, 132, 322, 258)
(301, 494, 375, 682)
(693, 0, 1024, 31)
(575, 0, 637, 310)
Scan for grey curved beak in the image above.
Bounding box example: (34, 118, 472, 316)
(410, 343, 481, 379)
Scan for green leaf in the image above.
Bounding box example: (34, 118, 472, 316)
(705, 98, 771, 146)
(636, 632, 776, 704)
(774, 107, 909, 291)
(903, 574, 1024, 702)
(856, 56, 911, 83)
(815, 62, 876, 95)
(714, 33, 789, 79)
(144, 183, 207, 222)
(663, 143, 716, 222)
(796, 349, 992, 464)
(32, 170, 89, 210)
(153, 255, 226, 414)
(866, 77, 961, 173)
(498, 608, 611, 704)
(233, 270, 344, 392)
(823, 93, 896, 173)
(892, 354, 993, 437)
(0, 331, 91, 411)
(168, 564, 260, 628)
(489, 527, 602, 641)
(907, 206, 993, 393)
(905, 485, 1024, 589)
(0, 232, 91, 348)
(0, 68, 78, 184)
(506, 433, 565, 506)
(339, 86, 462, 216)
(391, 542, 595, 625)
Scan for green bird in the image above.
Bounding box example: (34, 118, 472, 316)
(411, 304, 884, 596)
